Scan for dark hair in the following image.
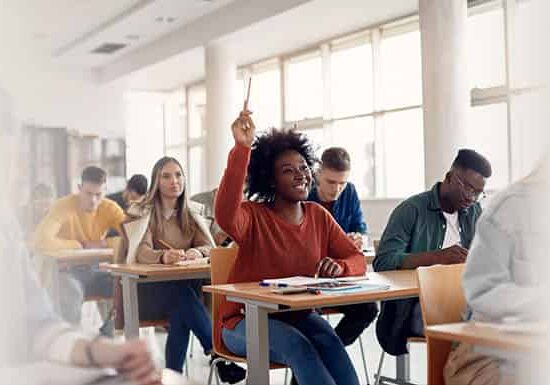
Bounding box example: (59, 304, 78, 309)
(452, 149, 492, 178)
(81, 166, 107, 185)
(246, 130, 317, 202)
(127, 174, 148, 196)
(321, 147, 351, 172)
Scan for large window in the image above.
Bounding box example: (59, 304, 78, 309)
(154, 0, 530, 198)
(285, 52, 323, 121)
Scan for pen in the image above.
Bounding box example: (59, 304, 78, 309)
(259, 282, 288, 288)
(313, 261, 321, 280)
(158, 239, 175, 249)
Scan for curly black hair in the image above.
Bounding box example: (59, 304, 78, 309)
(246, 129, 318, 203)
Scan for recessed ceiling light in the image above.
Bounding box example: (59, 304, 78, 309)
(155, 16, 177, 23)
(125, 34, 140, 41)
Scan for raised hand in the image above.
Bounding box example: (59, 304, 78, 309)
(231, 110, 255, 148)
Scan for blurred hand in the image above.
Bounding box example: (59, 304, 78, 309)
(231, 110, 255, 148)
(214, 231, 230, 246)
(347, 233, 363, 250)
(80, 240, 108, 249)
(317, 257, 344, 278)
(184, 248, 201, 260)
(162, 249, 183, 264)
(434, 245, 468, 265)
(94, 339, 159, 385)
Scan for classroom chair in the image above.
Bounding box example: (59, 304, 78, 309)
(417, 263, 466, 385)
(208, 247, 290, 385)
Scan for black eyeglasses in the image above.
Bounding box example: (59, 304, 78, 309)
(453, 173, 486, 202)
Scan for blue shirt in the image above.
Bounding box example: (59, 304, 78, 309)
(307, 182, 367, 234)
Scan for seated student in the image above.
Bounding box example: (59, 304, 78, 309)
(122, 156, 245, 383)
(107, 174, 148, 211)
(190, 187, 231, 246)
(373, 149, 492, 356)
(445, 159, 550, 385)
(0, 204, 158, 385)
(307, 147, 378, 346)
(216, 110, 365, 385)
(32, 166, 125, 327)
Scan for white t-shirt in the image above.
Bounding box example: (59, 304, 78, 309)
(442, 211, 461, 248)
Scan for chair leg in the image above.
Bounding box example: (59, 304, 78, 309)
(359, 334, 370, 385)
(284, 367, 289, 385)
(374, 350, 385, 385)
(189, 333, 195, 358)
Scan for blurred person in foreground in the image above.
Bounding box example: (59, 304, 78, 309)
(0, 87, 159, 385)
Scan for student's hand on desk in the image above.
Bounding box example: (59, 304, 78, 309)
(435, 245, 468, 265)
(80, 240, 108, 249)
(162, 249, 184, 264)
(184, 248, 201, 260)
(347, 233, 363, 250)
(93, 339, 160, 385)
(231, 110, 255, 147)
(317, 257, 344, 278)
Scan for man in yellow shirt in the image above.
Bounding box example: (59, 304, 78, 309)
(33, 166, 125, 329)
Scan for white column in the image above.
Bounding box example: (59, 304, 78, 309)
(420, 0, 469, 187)
(205, 41, 238, 190)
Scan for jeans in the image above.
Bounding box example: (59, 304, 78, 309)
(138, 279, 212, 372)
(409, 302, 424, 336)
(222, 312, 359, 385)
(332, 302, 379, 346)
(58, 265, 113, 326)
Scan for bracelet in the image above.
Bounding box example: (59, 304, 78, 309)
(85, 336, 101, 367)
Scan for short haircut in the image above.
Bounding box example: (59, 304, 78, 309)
(127, 174, 148, 196)
(81, 166, 107, 185)
(321, 147, 351, 172)
(452, 149, 492, 178)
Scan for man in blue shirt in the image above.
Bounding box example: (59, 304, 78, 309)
(308, 147, 378, 346)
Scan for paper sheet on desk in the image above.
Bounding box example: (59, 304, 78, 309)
(0, 362, 117, 385)
(261, 275, 369, 287)
(318, 283, 390, 295)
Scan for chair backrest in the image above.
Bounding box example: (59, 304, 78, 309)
(210, 247, 239, 356)
(417, 263, 466, 385)
(417, 263, 466, 327)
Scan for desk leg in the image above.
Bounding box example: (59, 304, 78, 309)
(245, 303, 270, 385)
(396, 354, 410, 384)
(121, 277, 139, 339)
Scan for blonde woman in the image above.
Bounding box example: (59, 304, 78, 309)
(125, 157, 244, 382)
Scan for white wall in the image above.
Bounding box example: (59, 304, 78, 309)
(0, 61, 126, 138)
(361, 198, 402, 241)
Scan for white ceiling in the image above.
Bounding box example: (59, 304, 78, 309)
(0, 0, 418, 91)
(125, 0, 419, 90)
(0, 0, 234, 67)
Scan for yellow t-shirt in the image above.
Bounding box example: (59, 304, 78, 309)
(32, 194, 125, 251)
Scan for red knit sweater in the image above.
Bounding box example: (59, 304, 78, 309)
(214, 143, 366, 342)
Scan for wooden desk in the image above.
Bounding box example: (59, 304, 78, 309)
(204, 270, 418, 385)
(425, 322, 541, 353)
(101, 262, 211, 338)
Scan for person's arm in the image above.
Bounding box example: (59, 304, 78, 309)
(108, 201, 126, 237)
(326, 212, 366, 276)
(135, 227, 165, 264)
(463, 213, 541, 322)
(347, 184, 367, 235)
(32, 205, 82, 250)
(190, 226, 213, 258)
(214, 111, 256, 244)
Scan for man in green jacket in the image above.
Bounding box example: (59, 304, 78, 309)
(373, 149, 492, 356)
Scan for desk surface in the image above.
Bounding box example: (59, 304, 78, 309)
(204, 270, 417, 309)
(42, 248, 114, 263)
(100, 262, 210, 277)
(425, 322, 542, 352)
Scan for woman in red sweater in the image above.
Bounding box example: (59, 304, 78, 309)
(215, 110, 365, 385)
